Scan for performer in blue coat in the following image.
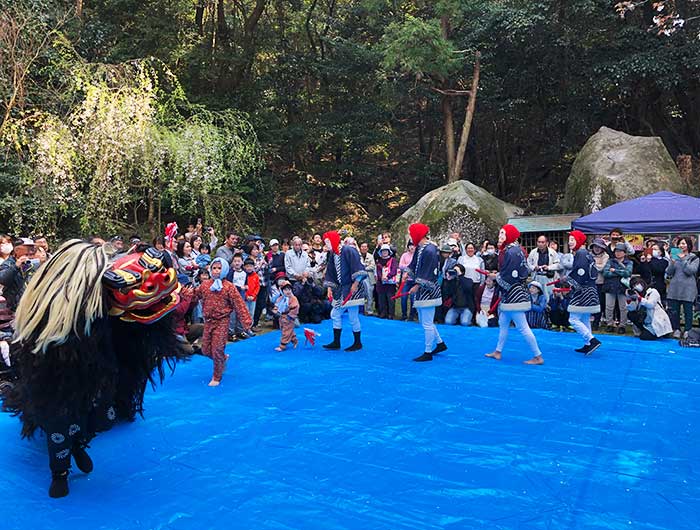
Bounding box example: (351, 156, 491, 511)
(322, 231, 367, 351)
(406, 223, 447, 362)
(559, 230, 602, 355)
(485, 224, 544, 365)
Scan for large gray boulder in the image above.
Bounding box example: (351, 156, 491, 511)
(391, 180, 523, 246)
(563, 126, 684, 214)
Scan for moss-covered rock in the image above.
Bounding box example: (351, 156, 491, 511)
(390, 180, 523, 246)
(563, 126, 684, 214)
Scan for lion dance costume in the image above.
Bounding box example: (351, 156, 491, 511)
(0, 240, 187, 498)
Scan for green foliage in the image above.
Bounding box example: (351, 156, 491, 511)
(2, 54, 263, 237)
(3, 0, 700, 238)
(381, 15, 460, 81)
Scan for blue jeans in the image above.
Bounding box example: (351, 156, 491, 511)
(668, 299, 694, 332)
(445, 308, 473, 326)
(245, 300, 255, 321)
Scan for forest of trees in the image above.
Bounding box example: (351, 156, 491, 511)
(2, 0, 699, 238)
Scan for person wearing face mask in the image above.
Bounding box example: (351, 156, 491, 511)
(481, 240, 498, 272)
(485, 224, 544, 365)
(626, 278, 672, 340)
(0, 238, 39, 311)
(559, 230, 602, 355)
(0, 234, 13, 266)
(638, 243, 669, 302)
(666, 236, 699, 339)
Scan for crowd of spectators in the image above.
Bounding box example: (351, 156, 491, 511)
(0, 222, 698, 353)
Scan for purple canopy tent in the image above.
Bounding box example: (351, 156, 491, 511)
(571, 191, 700, 234)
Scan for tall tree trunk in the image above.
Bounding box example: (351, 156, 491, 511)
(451, 52, 480, 183)
(195, 2, 205, 35)
(442, 93, 455, 180)
(217, 0, 228, 41)
(76, 0, 83, 18)
(229, 0, 268, 90)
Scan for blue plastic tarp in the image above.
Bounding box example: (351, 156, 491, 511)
(1, 318, 699, 529)
(571, 191, 700, 234)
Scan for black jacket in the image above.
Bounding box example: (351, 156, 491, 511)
(0, 257, 27, 311)
(482, 253, 498, 271)
(442, 276, 475, 311)
(638, 257, 668, 298)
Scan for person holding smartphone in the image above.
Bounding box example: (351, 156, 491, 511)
(666, 237, 699, 339)
(0, 238, 39, 310)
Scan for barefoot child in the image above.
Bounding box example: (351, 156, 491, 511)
(195, 257, 252, 386)
(273, 280, 299, 351)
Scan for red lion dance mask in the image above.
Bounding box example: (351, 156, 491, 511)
(102, 248, 181, 324)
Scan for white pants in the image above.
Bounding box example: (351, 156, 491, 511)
(445, 308, 473, 326)
(417, 306, 442, 352)
(569, 313, 593, 344)
(331, 304, 361, 332)
(496, 311, 542, 357)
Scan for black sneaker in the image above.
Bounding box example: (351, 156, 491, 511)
(574, 345, 587, 353)
(431, 342, 447, 355)
(582, 337, 602, 356)
(413, 352, 433, 362)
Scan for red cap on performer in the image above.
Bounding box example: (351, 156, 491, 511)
(323, 231, 341, 255)
(500, 224, 520, 247)
(408, 223, 430, 246)
(568, 230, 587, 251)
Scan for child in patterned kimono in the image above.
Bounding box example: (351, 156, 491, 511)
(195, 257, 252, 386)
(485, 224, 544, 365)
(322, 230, 367, 351)
(406, 223, 448, 362)
(560, 230, 602, 355)
(274, 280, 299, 351)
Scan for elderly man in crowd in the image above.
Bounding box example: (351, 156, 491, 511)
(527, 234, 561, 299)
(285, 236, 310, 285)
